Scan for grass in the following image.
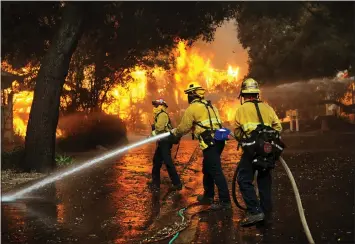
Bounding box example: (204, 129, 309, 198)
(55, 153, 74, 167)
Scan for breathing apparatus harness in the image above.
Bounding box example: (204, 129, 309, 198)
(232, 100, 285, 211)
(152, 110, 179, 145)
(230, 101, 315, 244)
(239, 100, 285, 171)
(191, 99, 231, 147)
(154, 110, 173, 130)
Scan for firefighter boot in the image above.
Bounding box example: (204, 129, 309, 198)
(240, 212, 265, 227)
(210, 201, 232, 210)
(197, 195, 213, 205)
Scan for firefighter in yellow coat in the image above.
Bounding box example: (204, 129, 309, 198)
(234, 78, 282, 226)
(149, 99, 182, 191)
(171, 82, 231, 210)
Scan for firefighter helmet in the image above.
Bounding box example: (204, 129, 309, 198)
(240, 78, 260, 95)
(152, 98, 168, 107)
(184, 82, 205, 94)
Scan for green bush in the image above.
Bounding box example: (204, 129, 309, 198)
(55, 153, 74, 167)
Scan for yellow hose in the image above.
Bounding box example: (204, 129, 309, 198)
(279, 156, 315, 244)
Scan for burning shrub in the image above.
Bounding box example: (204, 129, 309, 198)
(57, 112, 128, 152)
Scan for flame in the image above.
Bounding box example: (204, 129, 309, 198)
(102, 66, 147, 121)
(102, 40, 242, 125)
(12, 89, 65, 138)
(4, 40, 243, 136)
(216, 98, 241, 123)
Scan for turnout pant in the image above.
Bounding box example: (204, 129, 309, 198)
(152, 140, 181, 187)
(202, 141, 231, 203)
(237, 152, 273, 214)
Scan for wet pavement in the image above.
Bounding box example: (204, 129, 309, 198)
(2, 133, 355, 244)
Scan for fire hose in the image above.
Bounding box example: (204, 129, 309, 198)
(145, 134, 315, 243)
(228, 132, 315, 243)
(141, 202, 212, 244)
(231, 155, 315, 244)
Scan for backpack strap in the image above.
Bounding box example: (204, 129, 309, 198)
(192, 99, 222, 130)
(155, 110, 172, 129)
(207, 100, 223, 129)
(253, 101, 264, 125)
(244, 100, 264, 125)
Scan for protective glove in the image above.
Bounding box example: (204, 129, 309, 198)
(147, 130, 156, 139)
(168, 128, 180, 145)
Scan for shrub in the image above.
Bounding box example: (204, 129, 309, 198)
(57, 112, 128, 152)
(1, 146, 25, 171)
(55, 153, 74, 167)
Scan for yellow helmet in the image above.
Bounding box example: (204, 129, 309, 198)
(240, 78, 260, 95)
(184, 82, 205, 94)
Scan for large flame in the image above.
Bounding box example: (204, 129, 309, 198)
(3, 40, 243, 136)
(11, 87, 64, 138)
(102, 40, 242, 126)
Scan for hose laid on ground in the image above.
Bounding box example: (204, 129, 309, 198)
(168, 208, 186, 244)
(279, 157, 315, 244)
(142, 202, 211, 243)
(231, 156, 315, 244)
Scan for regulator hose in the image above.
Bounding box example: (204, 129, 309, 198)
(231, 156, 315, 244)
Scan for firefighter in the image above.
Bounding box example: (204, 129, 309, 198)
(149, 99, 182, 191)
(171, 82, 231, 210)
(234, 78, 282, 226)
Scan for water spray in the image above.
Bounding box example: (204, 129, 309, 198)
(1, 132, 170, 202)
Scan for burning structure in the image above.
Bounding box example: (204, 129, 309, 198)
(2, 37, 353, 140)
(1, 40, 243, 141)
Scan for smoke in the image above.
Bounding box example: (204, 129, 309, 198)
(193, 20, 249, 78)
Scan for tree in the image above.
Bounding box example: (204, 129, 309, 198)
(235, 2, 355, 83)
(1, 1, 238, 172)
(23, 2, 86, 172)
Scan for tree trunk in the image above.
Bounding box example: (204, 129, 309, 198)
(24, 3, 86, 173)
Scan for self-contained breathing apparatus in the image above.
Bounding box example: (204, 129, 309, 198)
(239, 101, 285, 171)
(192, 100, 231, 147)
